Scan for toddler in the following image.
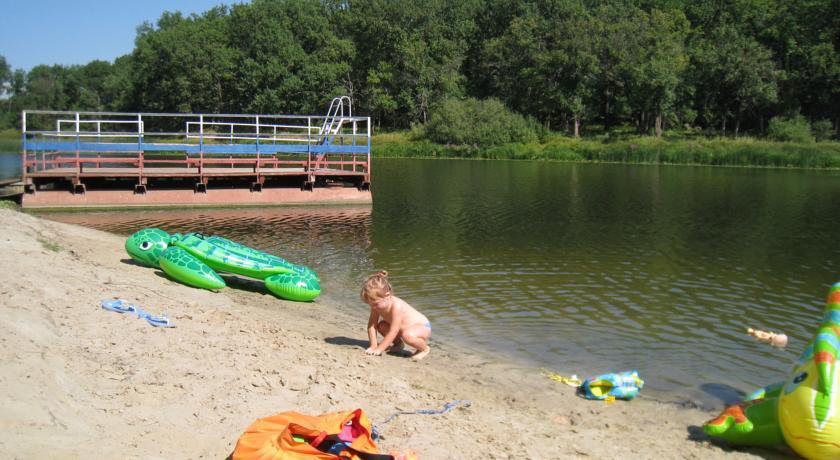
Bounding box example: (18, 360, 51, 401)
(361, 271, 431, 361)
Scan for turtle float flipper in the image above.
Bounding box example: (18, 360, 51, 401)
(265, 273, 320, 302)
(703, 398, 784, 446)
(160, 247, 226, 290)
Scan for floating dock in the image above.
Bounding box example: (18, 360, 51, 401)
(19, 96, 372, 208)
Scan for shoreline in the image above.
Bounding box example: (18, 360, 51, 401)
(0, 208, 790, 458)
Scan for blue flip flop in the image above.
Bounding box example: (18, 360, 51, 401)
(136, 308, 176, 328)
(101, 299, 175, 327)
(143, 313, 175, 328)
(101, 299, 137, 314)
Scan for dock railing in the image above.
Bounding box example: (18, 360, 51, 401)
(21, 102, 371, 191)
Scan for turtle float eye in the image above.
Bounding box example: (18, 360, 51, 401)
(139, 241, 153, 250)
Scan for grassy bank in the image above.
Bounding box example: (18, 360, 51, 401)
(0, 129, 20, 153)
(372, 132, 840, 169)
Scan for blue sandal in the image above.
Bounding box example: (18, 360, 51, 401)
(101, 299, 136, 314)
(141, 312, 175, 328)
(136, 307, 176, 328)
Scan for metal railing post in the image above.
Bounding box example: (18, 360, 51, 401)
(307, 116, 312, 172)
(137, 114, 144, 175)
(255, 115, 260, 152)
(367, 117, 372, 176)
(199, 115, 204, 174)
(75, 112, 81, 173)
(21, 111, 26, 179)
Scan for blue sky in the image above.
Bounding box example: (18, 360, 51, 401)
(0, 0, 246, 71)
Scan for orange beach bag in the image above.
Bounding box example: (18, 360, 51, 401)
(233, 409, 388, 460)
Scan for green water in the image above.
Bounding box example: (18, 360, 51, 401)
(0, 153, 21, 179)
(36, 158, 840, 406)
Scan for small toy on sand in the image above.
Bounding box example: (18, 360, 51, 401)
(747, 328, 788, 347)
(581, 370, 644, 401)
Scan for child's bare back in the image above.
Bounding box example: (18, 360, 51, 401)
(361, 271, 431, 361)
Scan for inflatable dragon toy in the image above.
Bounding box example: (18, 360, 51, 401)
(125, 228, 320, 302)
(703, 282, 840, 459)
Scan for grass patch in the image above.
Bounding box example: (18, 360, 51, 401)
(36, 232, 61, 252)
(0, 129, 21, 152)
(0, 199, 19, 210)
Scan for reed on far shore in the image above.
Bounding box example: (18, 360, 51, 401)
(372, 131, 840, 169)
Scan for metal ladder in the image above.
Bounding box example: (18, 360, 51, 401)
(317, 96, 352, 146)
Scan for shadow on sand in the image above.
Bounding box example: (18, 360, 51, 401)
(120, 258, 145, 267)
(324, 336, 369, 349)
(699, 382, 747, 406)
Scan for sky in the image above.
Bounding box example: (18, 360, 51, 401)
(0, 0, 246, 71)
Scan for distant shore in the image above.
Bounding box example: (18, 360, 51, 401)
(373, 132, 840, 169)
(3, 128, 840, 169)
(0, 206, 792, 458)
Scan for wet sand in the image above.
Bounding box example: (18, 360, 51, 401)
(0, 207, 791, 459)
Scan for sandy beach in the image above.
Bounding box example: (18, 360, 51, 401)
(0, 207, 792, 459)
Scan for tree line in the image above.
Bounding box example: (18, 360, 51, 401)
(0, 0, 837, 140)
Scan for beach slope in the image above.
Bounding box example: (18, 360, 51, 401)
(0, 208, 787, 459)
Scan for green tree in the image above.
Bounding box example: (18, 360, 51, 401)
(688, 24, 778, 136)
(589, 5, 689, 136)
(424, 97, 539, 145)
(101, 55, 135, 111)
(340, 0, 480, 127)
(0, 55, 10, 97)
(473, 0, 598, 135)
(130, 7, 237, 113)
(227, 0, 354, 114)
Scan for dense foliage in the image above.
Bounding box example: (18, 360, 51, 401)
(423, 98, 540, 145)
(1, 0, 838, 143)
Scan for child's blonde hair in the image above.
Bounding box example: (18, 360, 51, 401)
(361, 270, 392, 302)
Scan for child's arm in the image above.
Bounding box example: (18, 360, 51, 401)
(373, 310, 403, 354)
(366, 309, 379, 352)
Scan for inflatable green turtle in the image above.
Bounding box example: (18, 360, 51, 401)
(125, 228, 320, 301)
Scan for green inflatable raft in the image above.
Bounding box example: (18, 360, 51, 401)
(125, 228, 320, 302)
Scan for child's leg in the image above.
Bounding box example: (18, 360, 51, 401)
(401, 323, 431, 360)
(376, 320, 404, 351)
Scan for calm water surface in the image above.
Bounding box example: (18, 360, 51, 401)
(0, 153, 21, 179)
(31, 158, 840, 406)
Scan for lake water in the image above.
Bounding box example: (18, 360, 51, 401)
(0, 153, 21, 179)
(17, 157, 840, 406)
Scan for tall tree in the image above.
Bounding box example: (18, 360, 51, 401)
(228, 0, 354, 115)
(340, 0, 480, 127)
(474, 0, 598, 135)
(688, 24, 778, 135)
(130, 7, 236, 113)
(0, 55, 10, 97)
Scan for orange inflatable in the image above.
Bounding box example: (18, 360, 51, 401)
(233, 409, 397, 460)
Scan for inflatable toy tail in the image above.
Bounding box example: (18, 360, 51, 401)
(815, 282, 840, 397)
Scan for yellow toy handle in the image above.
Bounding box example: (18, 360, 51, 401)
(542, 369, 582, 387)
